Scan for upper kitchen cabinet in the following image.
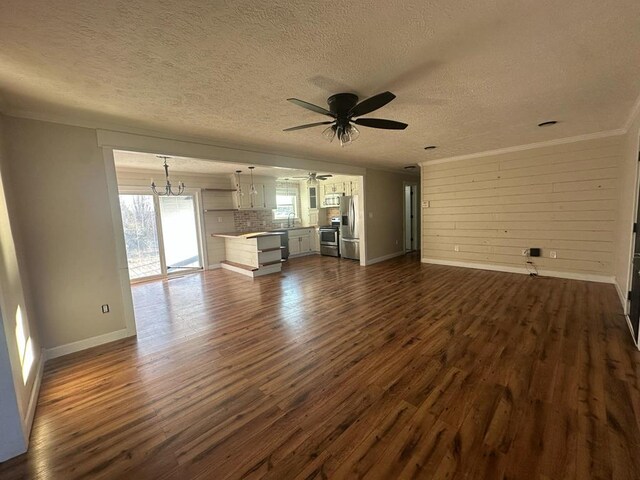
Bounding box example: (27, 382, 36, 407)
(261, 184, 277, 210)
(320, 176, 360, 206)
(308, 185, 318, 210)
(233, 176, 277, 210)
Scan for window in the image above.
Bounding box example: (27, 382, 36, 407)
(274, 194, 297, 219)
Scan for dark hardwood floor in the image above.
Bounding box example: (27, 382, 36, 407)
(2, 254, 640, 479)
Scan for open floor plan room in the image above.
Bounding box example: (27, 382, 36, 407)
(1, 1, 640, 479)
(1, 255, 638, 479)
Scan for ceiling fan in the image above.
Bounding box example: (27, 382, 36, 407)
(283, 91, 408, 146)
(292, 172, 333, 183)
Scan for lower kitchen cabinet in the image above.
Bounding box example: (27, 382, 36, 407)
(288, 228, 315, 257)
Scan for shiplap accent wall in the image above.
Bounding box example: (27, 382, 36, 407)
(421, 135, 624, 281)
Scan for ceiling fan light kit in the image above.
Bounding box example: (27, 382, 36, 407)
(291, 172, 334, 184)
(284, 91, 407, 147)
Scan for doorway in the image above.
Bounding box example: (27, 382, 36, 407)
(119, 191, 204, 282)
(628, 151, 640, 344)
(403, 183, 418, 252)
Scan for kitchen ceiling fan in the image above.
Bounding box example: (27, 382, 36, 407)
(283, 91, 407, 146)
(292, 172, 333, 183)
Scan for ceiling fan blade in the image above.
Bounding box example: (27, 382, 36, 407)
(287, 98, 334, 117)
(350, 91, 396, 117)
(354, 118, 408, 130)
(317, 175, 333, 179)
(283, 121, 333, 132)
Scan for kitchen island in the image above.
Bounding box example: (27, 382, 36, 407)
(212, 231, 285, 277)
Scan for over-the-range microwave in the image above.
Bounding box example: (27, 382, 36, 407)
(323, 193, 342, 206)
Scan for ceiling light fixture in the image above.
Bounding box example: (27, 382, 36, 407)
(322, 123, 360, 147)
(537, 120, 558, 127)
(248, 166, 258, 196)
(151, 156, 184, 196)
(235, 170, 243, 198)
(424, 145, 437, 150)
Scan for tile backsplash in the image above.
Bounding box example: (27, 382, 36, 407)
(234, 210, 299, 232)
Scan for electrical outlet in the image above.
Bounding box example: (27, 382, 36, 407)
(217, 217, 223, 223)
(522, 248, 529, 256)
(454, 245, 459, 252)
(550, 251, 557, 259)
(101, 304, 110, 314)
(368, 212, 374, 219)
(395, 239, 399, 245)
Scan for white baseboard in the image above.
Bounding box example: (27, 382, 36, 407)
(44, 328, 132, 361)
(365, 251, 405, 266)
(421, 258, 615, 284)
(208, 263, 221, 270)
(23, 349, 44, 436)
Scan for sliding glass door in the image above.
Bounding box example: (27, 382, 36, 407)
(158, 196, 202, 273)
(119, 192, 203, 281)
(119, 194, 163, 280)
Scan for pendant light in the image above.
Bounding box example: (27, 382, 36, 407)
(151, 156, 184, 196)
(248, 166, 258, 196)
(235, 170, 244, 208)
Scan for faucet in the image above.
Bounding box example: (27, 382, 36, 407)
(287, 212, 295, 228)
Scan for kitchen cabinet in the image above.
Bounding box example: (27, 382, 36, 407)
(308, 186, 318, 210)
(261, 184, 277, 210)
(307, 210, 319, 226)
(288, 228, 315, 257)
(234, 181, 277, 210)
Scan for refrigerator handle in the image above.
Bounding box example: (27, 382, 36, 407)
(350, 198, 355, 235)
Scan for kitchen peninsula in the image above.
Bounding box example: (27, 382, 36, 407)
(212, 231, 284, 277)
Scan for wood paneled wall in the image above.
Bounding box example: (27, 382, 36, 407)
(421, 136, 624, 280)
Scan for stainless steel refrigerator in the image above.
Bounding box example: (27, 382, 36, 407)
(339, 195, 360, 260)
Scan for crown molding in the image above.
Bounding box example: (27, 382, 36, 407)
(418, 128, 626, 167)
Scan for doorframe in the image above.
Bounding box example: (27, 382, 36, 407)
(403, 181, 418, 253)
(623, 150, 640, 317)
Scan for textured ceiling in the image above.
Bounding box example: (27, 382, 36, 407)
(114, 150, 328, 179)
(1, 1, 639, 168)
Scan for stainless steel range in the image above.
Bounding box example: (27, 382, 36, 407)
(318, 216, 340, 257)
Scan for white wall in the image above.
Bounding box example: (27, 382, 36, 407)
(420, 135, 623, 281)
(364, 169, 420, 263)
(614, 110, 640, 310)
(3, 117, 128, 350)
(0, 114, 42, 461)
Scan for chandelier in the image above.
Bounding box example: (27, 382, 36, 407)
(151, 156, 184, 196)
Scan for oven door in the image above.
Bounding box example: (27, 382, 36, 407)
(319, 229, 338, 246)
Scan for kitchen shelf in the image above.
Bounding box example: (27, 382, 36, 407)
(258, 246, 285, 253)
(202, 188, 237, 192)
(203, 209, 238, 212)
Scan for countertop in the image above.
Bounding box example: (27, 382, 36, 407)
(211, 231, 286, 239)
(211, 226, 319, 239)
